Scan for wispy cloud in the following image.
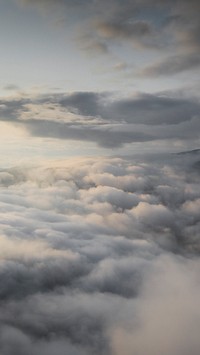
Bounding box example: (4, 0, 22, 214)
(140, 53, 200, 76)
(18, 0, 200, 76)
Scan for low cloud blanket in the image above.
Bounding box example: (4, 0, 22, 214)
(0, 152, 199, 354)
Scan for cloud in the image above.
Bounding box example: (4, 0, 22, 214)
(0, 153, 200, 353)
(24, 119, 155, 148)
(95, 20, 156, 49)
(0, 91, 199, 149)
(0, 97, 28, 122)
(3, 85, 20, 91)
(111, 255, 200, 355)
(17, 0, 200, 75)
(140, 53, 200, 76)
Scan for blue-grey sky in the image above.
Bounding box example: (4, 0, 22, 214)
(1, 0, 200, 93)
(0, 0, 200, 163)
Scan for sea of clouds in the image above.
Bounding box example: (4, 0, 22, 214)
(0, 152, 200, 355)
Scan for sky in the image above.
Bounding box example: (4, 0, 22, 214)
(0, 1, 200, 354)
(0, 0, 200, 163)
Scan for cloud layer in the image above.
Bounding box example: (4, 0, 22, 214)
(0, 152, 200, 354)
(1, 5, 200, 351)
(0, 90, 199, 149)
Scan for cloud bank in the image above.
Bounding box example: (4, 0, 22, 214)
(0, 91, 199, 149)
(0, 152, 200, 354)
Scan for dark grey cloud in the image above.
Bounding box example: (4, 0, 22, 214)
(140, 53, 200, 76)
(59, 91, 200, 125)
(25, 119, 155, 148)
(103, 93, 200, 125)
(59, 91, 104, 117)
(0, 91, 199, 148)
(0, 153, 200, 354)
(0, 97, 28, 121)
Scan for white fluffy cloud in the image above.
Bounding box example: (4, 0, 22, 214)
(0, 153, 199, 354)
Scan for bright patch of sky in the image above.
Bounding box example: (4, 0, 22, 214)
(0, 0, 110, 93)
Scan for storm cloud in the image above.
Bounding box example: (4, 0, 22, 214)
(0, 152, 200, 354)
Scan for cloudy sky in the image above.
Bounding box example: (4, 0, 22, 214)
(0, 0, 200, 163)
(0, 1, 200, 354)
